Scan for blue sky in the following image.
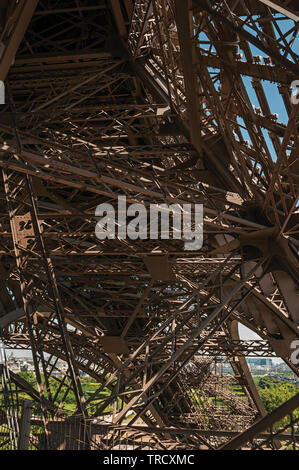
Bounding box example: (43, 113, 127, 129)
(239, 16, 298, 160)
(202, 15, 298, 162)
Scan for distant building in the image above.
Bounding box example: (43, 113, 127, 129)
(247, 358, 273, 367)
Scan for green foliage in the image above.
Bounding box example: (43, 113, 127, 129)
(18, 371, 37, 388)
(256, 378, 298, 413)
(255, 377, 299, 431)
(5, 373, 297, 424)
(9, 372, 113, 414)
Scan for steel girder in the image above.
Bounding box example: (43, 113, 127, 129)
(0, 0, 298, 450)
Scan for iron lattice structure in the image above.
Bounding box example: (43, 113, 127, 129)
(0, 0, 298, 450)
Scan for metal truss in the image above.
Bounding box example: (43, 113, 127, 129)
(0, 0, 298, 450)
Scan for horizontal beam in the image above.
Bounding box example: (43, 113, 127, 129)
(0, 308, 24, 328)
(13, 51, 112, 67)
(198, 54, 293, 85)
(257, 0, 299, 21)
(34, 6, 106, 16)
